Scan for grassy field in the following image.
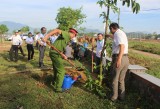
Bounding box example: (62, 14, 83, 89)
(129, 40, 160, 55)
(129, 50, 160, 78)
(0, 42, 159, 109)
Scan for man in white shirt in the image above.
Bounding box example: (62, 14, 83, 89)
(35, 32, 40, 49)
(18, 30, 25, 57)
(9, 30, 22, 62)
(107, 23, 129, 102)
(26, 32, 34, 61)
(95, 33, 106, 73)
(37, 27, 47, 68)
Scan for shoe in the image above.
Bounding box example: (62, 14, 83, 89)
(118, 97, 125, 101)
(110, 97, 117, 102)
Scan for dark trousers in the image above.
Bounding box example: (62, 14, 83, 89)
(39, 45, 46, 66)
(95, 56, 106, 74)
(18, 46, 25, 56)
(9, 45, 19, 61)
(27, 44, 34, 60)
(36, 41, 39, 49)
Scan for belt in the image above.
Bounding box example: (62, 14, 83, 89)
(112, 54, 128, 57)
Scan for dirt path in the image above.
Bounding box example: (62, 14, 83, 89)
(129, 48, 160, 59)
(0, 43, 11, 52)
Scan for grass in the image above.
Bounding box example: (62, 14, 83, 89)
(129, 40, 160, 55)
(1, 71, 159, 109)
(129, 50, 160, 78)
(0, 42, 159, 109)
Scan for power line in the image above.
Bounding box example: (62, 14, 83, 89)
(121, 8, 160, 12)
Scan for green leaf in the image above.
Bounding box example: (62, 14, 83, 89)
(122, 1, 125, 6)
(114, 0, 117, 5)
(127, 0, 130, 7)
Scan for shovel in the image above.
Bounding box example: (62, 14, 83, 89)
(46, 41, 84, 71)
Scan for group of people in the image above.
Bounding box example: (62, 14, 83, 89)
(9, 27, 47, 67)
(9, 22, 129, 102)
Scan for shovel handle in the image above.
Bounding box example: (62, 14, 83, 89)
(46, 41, 77, 68)
(46, 41, 62, 54)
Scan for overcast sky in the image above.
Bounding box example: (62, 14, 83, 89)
(0, 0, 160, 33)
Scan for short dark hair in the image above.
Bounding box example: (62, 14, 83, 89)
(97, 33, 103, 36)
(28, 32, 32, 35)
(109, 23, 119, 30)
(41, 27, 46, 31)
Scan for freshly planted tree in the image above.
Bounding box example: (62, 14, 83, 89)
(97, 0, 140, 86)
(55, 7, 86, 31)
(0, 24, 8, 43)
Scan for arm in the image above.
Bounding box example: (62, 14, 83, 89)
(106, 34, 114, 39)
(19, 36, 23, 45)
(116, 44, 124, 68)
(43, 29, 62, 42)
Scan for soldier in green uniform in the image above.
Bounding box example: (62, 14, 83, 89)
(42, 28, 78, 92)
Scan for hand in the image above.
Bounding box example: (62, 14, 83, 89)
(105, 34, 110, 37)
(92, 47, 94, 51)
(60, 53, 68, 60)
(116, 59, 121, 68)
(98, 51, 101, 56)
(42, 38, 47, 43)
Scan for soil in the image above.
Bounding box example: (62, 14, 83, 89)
(0, 43, 11, 52)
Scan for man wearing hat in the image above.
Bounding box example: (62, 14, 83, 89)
(42, 28, 78, 92)
(9, 30, 22, 62)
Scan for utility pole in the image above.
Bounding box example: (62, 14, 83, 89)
(118, 8, 120, 25)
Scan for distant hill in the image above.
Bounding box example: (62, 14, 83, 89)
(84, 28, 102, 33)
(0, 21, 34, 33)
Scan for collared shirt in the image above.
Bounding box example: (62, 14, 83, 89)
(11, 35, 22, 45)
(26, 36, 34, 44)
(65, 45, 73, 58)
(50, 35, 58, 44)
(38, 33, 46, 46)
(35, 34, 40, 41)
(96, 39, 106, 58)
(112, 29, 128, 54)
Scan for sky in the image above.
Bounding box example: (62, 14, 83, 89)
(0, 0, 160, 33)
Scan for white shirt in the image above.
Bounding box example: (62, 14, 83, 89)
(50, 35, 58, 44)
(65, 45, 73, 58)
(112, 29, 128, 54)
(11, 35, 22, 45)
(26, 36, 34, 44)
(72, 37, 77, 43)
(38, 33, 46, 46)
(35, 34, 40, 41)
(96, 39, 106, 58)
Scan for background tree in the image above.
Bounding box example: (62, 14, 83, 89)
(97, 0, 140, 86)
(55, 7, 86, 31)
(21, 26, 30, 33)
(0, 24, 9, 43)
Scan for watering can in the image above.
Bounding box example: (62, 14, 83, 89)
(62, 75, 81, 90)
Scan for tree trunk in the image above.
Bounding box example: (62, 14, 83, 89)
(99, 4, 110, 86)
